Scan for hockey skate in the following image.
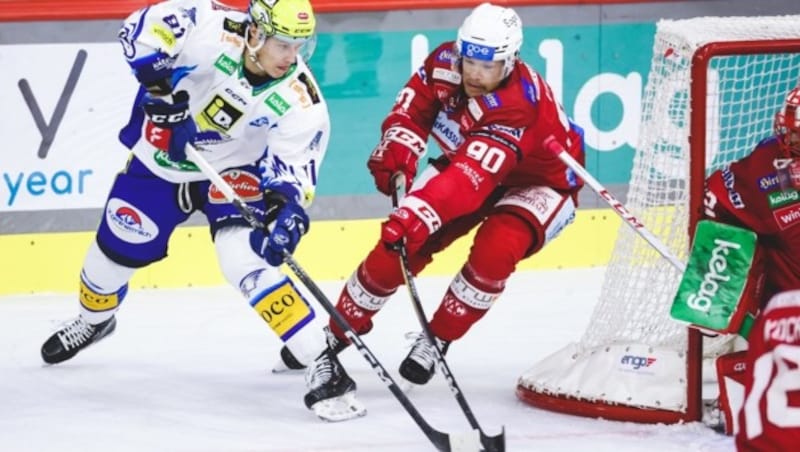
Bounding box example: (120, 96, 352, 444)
(303, 327, 365, 422)
(271, 345, 307, 373)
(41, 315, 117, 364)
(399, 332, 450, 386)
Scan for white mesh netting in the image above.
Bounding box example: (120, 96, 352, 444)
(519, 15, 800, 417)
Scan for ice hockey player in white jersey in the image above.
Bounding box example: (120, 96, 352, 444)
(40, 0, 330, 372)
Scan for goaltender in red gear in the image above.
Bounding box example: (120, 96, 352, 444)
(299, 2, 586, 422)
(706, 86, 800, 451)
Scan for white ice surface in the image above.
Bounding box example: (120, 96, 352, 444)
(0, 267, 734, 452)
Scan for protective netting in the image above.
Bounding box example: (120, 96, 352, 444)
(519, 15, 800, 418)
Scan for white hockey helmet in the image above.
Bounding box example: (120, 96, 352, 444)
(455, 2, 523, 78)
(775, 85, 800, 156)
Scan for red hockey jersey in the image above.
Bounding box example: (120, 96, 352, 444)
(379, 42, 584, 225)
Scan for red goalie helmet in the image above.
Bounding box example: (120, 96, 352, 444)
(775, 86, 800, 157)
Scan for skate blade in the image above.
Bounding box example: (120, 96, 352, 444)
(310, 393, 367, 422)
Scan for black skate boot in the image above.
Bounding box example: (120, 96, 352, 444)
(41, 316, 117, 364)
(303, 327, 365, 421)
(399, 332, 450, 385)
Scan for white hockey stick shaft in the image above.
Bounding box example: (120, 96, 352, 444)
(543, 135, 686, 273)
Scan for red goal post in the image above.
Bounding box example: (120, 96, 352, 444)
(517, 16, 800, 424)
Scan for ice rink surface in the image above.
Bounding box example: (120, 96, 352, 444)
(0, 267, 735, 451)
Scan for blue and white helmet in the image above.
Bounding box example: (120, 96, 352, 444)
(455, 2, 523, 78)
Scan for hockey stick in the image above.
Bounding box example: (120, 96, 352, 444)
(185, 144, 477, 452)
(391, 173, 506, 452)
(543, 136, 686, 273)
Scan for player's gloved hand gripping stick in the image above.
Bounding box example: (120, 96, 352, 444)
(185, 143, 488, 452)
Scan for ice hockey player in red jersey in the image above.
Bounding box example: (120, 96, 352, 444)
(296, 2, 586, 421)
(703, 86, 800, 450)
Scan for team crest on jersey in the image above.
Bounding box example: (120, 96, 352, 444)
(198, 95, 243, 131)
(209, 170, 262, 204)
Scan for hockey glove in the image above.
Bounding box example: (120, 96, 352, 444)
(367, 126, 426, 196)
(250, 193, 310, 267)
(381, 199, 440, 253)
(142, 90, 197, 162)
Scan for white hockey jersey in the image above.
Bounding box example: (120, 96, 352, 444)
(117, 0, 329, 207)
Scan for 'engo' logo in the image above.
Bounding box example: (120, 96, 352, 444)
(686, 238, 741, 312)
(620, 355, 657, 370)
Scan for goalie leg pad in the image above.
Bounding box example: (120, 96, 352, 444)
(671, 220, 764, 336)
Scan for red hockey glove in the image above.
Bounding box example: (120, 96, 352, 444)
(367, 126, 427, 196)
(380, 197, 442, 253)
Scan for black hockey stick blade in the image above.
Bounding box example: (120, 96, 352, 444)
(281, 252, 474, 452)
(184, 145, 467, 451)
(391, 173, 506, 452)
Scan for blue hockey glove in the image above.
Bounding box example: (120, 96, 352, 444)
(250, 196, 310, 267)
(142, 90, 196, 162)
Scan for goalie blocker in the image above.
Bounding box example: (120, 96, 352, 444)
(671, 220, 764, 337)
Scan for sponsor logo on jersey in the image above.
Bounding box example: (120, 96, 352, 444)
(758, 173, 781, 191)
(224, 87, 248, 106)
(266, 92, 291, 116)
(620, 355, 657, 370)
(467, 98, 483, 121)
(106, 198, 159, 244)
(431, 112, 464, 150)
(774, 202, 800, 230)
(486, 124, 524, 140)
(223, 18, 246, 36)
(460, 41, 494, 61)
(297, 72, 321, 105)
(721, 167, 745, 209)
(435, 48, 455, 63)
(214, 54, 238, 75)
(482, 93, 501, 109)
(150, 23, 176, 49)
(432, 67, 461, 84)
(768, 189, 799, 209)
(209, 170, 262, 204)
(249, 116, 270, 127)
(416, 66, 428, 84)
(199, 95, 243, 131)
(521, 77, 538, 105)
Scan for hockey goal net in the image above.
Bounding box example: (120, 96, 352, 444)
(517, 16, 800, 424)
